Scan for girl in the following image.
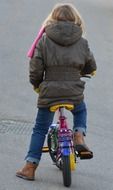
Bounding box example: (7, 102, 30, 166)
(16, 3, 97, 180)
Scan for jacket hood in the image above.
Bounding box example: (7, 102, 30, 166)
(45, 21, 82, 46)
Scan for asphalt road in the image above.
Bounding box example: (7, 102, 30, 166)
(0, 0, 113, 189)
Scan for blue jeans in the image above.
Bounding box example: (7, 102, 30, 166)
(25, 101, 87, 165)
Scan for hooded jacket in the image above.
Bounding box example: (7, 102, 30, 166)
(29, 21, 97, 107)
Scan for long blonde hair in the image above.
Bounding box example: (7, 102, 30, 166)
(43, 3, 85, 33)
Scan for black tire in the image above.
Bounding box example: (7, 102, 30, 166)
(47, 130, 62, 170)
(62, 155, 71, 187)
(47, 131, 57, 163)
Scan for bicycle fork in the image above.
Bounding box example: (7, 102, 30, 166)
(57, 114, 76, 170)
(58, 129, 73, 156)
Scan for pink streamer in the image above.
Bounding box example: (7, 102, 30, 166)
(27, 26, 45, 58)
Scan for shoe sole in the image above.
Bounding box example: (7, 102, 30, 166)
(75, 144, 93, 159)
(16, 174, 34, 181)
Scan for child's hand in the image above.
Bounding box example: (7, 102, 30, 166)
(81, 70, 96, 77)
(33, 86, 40, 93)
(91, 70, 96, 76)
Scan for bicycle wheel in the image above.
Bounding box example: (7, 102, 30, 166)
(62, 155, 71, 187)
(47, 129, 58, 163)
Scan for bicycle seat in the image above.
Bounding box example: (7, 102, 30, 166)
(50, 104, 74, 112)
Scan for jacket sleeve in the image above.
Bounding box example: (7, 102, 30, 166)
(81, 40, 97, 75)
(29, 37, 45, 88)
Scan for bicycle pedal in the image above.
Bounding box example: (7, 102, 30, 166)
(42, 146, 49, 153)
(79, 151, 93, 159)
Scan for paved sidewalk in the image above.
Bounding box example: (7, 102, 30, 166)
(0, 120, 58, 190)
(0, 119, 113, 190)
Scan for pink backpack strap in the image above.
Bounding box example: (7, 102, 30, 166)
(27, 26, 45, 58)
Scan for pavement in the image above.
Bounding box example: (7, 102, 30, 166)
(0, 0, 113, 189)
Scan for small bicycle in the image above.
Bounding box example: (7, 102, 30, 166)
(42, 75, 93, 187)
(42, 103, 77, 187)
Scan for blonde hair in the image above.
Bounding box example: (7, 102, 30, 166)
(43, 3, 85, 33)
